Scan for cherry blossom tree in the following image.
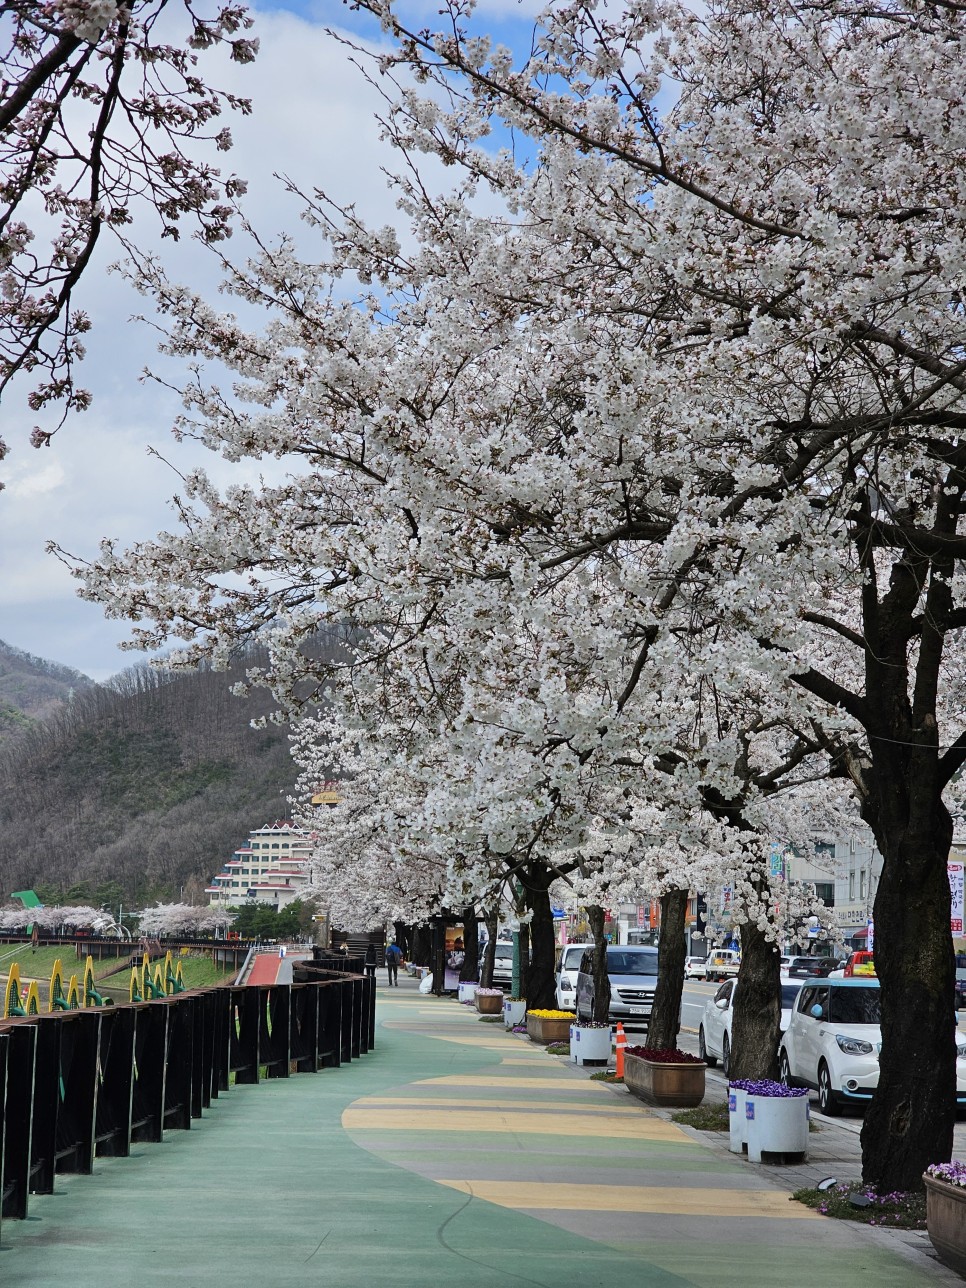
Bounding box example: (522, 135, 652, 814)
(135, 901, 233, 936)
(55, 0, 966, 1191)
(0, 0, 255, 470)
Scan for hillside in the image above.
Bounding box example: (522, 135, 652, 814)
(0, 651, 315, 905)
(0, 639, 95, 743)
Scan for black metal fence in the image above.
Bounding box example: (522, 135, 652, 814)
(0, 965, 375, 1233)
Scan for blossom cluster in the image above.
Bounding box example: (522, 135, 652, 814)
(926, 1161, 966, 1190)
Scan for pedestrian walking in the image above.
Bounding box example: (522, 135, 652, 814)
(364, 942, 377, 980)
(385, 941, 402, 986)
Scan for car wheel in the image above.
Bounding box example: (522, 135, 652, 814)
(778, 1049, 793, 1086)
(721, 1033, 731, 1078)
(817, 1060, 841, 1116)
(698, 1026, 717, 1068)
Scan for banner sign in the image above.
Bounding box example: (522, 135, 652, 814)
(950, 861, 965, 936)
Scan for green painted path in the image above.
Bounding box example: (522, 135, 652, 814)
(0, 982, 936, 1286)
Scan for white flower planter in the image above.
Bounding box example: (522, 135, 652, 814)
(569, 1024, 611, 1066)
(728, 1085, 748, 1154)
(457, 980, 479, 1004)
(745, 1094, 809, 1163)
(503, 998, 527, 1028)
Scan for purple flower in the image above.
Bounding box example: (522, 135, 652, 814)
(730, 1078, 807, 1097)
(926, 1160, 966, 1189)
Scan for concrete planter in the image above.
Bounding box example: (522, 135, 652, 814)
(475, 990, 504, 1014)
(728, 1085, 748, 1154)
(924, 1174, 966, 1278)
(569, 1024, 611, 1066)
(457, 981, 479, 1004)
(745, 1093, 808, 1163)
(503, 998, 527, 1028)
(527, 1014, 572, 1044)
(624, 1052, 706, 1108)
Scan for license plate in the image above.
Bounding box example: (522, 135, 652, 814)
(628, 1007, 650, 1015)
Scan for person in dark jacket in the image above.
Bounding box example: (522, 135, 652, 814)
(364, 943, 376, 980)
(385, 941, 402, 986)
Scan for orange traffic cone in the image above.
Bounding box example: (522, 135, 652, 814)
(614, 1021, 627, 1078)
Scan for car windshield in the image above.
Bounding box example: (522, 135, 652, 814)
(828, 986, 880, 1024)
(563, 947, 585, 969)
(606, 950, 658, 976)
(780, 984, 801, 1008)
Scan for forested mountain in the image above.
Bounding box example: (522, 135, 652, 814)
(0, 651, 310, 906)
(0, 639, 95, 742)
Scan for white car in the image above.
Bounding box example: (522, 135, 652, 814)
(684, 955, 708, 980)
(779, 977, 966, 1115)
(698, 977, 801, 1076)
(555, 942, 594, 1010)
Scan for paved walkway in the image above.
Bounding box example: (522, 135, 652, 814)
(0, 977, 959, 1286)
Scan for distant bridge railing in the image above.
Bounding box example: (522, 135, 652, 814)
(0, 964, 375, 1232)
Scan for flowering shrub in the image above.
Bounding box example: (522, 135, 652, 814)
(730, 1079, 808, 1098)
(625, 1046, 704, 1064)
(926, 1161, 966, 1189)
(528, 1009, 572, 1020)
(793, 1183, 925, 1229)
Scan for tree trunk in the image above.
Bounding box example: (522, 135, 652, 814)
(586, 903, 611, 1024)
(410, 923, 431, 968)
(648, 887, 687, 1050)
(861, 811, 956, 1190)
(522, 863, 556, 1009)
(517, 923, 530, 1000)
(459, 905, 479, 982)
(393, 921, 410, 958)
(479, 908, 498, 987)
(730, 901, 781, 1081)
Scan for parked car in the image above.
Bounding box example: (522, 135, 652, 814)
(684, 955, 708, 980)
(575, 945, 659, 1028)
(843, 951, 876, 977)
(490, 940, 514, 989)
(555, 942, 594, 1010)
(698, 978, 801, 1075)
(956, 967, 966, 1011)
(784, 955, 838, 979)
(779, 978, 966, 1115)
(705, 949, 740, 982)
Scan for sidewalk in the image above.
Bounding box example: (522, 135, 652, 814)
(0, 975, 959, 1286)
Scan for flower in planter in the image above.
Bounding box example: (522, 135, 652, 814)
(528, 1009, 573, 1020)
(474, 987, 504, 996)
(571, 1019, 609, 1029)
(506, 996, 525, 1003)
(926, 1161, 966, 1188)
(625, 1046, 704, 1064)
(731, 1078, 808, 1098)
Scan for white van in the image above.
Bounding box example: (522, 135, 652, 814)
(555, 942, 594, 1010)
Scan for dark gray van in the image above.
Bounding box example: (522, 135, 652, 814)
(574, 945, 659, 1028)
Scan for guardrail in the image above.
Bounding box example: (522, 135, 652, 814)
(0, 966, 375, 1232)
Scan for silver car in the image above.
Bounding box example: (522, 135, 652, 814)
(575, 945, 659, 1029)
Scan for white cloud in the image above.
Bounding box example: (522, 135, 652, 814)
(0, 7, 407, 679)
